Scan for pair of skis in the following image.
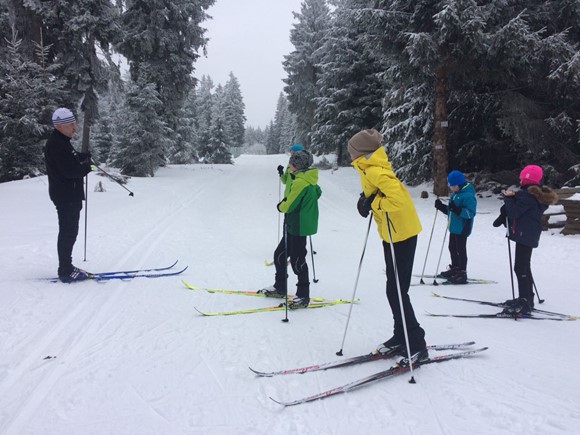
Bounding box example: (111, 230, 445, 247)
(251, 341, 486, 406)
(182, 280, 357, 316)
(428, 292, 578, 321)
(412, 274, 497, 286)
(46, 260, 187, 282)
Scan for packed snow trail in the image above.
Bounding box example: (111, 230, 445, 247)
(0, 156, 578, 434)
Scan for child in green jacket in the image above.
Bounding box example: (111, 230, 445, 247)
(261, 150, 322, 308)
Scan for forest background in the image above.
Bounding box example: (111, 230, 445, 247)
(1, 0, 579, 194)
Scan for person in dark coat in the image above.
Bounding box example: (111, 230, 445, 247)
(434, 170, 477, 284)
(44, 108, 92, 282)
(494, 165, 558, 314)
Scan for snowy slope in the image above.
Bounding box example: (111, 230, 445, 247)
(0, 154, 579, 435)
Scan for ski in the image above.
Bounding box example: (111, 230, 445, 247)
(48, 266, 188, 283)
(92, 266, 188, 281)
(431, 292, 578, 320)
(194, 298, 358, 317)
(425, 311, 575, 321)
(249, 341, 475, 377)
(91, 260, 179, 277)
(412, 276, 496, 286)
(181, 280, 324, 302)
(269, 347, 488, 406)
(44, 260, 180, 282)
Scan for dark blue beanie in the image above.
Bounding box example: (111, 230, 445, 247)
(447, 170, 465, 186)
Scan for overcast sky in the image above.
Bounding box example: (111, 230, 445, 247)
(194, 0, 304, 129)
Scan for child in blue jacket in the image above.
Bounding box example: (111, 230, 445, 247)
(434, 170, 477, 284)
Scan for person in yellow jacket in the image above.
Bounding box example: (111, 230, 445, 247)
(348, 128, 427, 365)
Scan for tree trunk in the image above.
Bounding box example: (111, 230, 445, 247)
(432, 63, 449, 197)
(81, 110, 91, 154)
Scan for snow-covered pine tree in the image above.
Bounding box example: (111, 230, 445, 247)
(169, 89, 198, 164)
(193, 75, 214, 158)
(200, 85, 233, 164)
(311, 1, 387, 166)
(380, 0, 580, 188)
(223, 72, 246, 148)
(0, 26, 68, 182)
(111, 75, 171, 177)
(264, 120, 278, 154)
(268, 93, 296, 153)
(117, 0, 215, 151)
(283, 0, 330, 148)
(47, 0, 120, 153)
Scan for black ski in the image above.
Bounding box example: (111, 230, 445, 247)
(269, 347, 488, 406)
(425, 311, 575, 321)
(250, 341, 475, 377)
(431, 292, 578, 320)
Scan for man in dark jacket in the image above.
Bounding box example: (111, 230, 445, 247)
(44, 108, 92, 282)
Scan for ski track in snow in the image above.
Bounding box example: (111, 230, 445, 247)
(0, 155, 579, 434)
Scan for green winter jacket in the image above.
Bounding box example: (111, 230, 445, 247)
(277, 168, 321, 236)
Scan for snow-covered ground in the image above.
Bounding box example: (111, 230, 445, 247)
(0, 154, 579, 434)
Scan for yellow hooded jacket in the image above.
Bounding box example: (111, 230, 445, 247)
(352, 146, 422, 243)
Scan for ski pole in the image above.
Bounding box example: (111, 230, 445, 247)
(419, 209, 438, 284)
(91, 162, 134, 196)
(309, 236, 318, 283)
(384, 212, 417, 383)
(83, 172, 89, 261)
(277, 176, 281, 242)
(506, 236, 518, 321)
(282, 220, 289, 323)
(336, 215, 372, 356)
(531, 275, 544, 304)
(432, 221, 449, 286)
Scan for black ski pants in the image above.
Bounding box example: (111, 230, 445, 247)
(273, 233, 309, 298)
(383, 235, 426, 354)
(55, 201, 82, 276)
(514, 243, 534, 304)
(448, 233, 468, 271)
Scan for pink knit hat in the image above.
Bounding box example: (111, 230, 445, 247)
(519, 165, 543, 185)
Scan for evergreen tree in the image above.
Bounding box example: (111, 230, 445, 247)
(49, 0, 120, 153)
(223, 72, 246, 148)
(265, 120, 278, 154)
(312, 1, 387, 166)
(379, 0, 580, 188)
(283, 0, 330, 148)
(194, 75, 214, 157)
(111, 75, 171, 177)
(169, 90, 198, 164)
(268, 93, 296, 153)
(0, 27, 67, 181)
(117, 0, 215, 140)
(201, 85, 233, 164)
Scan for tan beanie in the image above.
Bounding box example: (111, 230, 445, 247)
(348, 129, 382, 160)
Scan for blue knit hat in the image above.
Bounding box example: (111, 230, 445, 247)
(447, 170, 465, 186)
(289, 143, 304, 152)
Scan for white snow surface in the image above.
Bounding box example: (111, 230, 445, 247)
(1, 154, 579, 434)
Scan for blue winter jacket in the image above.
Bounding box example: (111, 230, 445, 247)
(441, 183, 477, 236)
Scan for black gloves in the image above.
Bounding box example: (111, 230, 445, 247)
(493, 205, 507, 227)
(277, 165, 284, 176)
(448, 201, 461, 216)
(357, 192, 377, 218)
(434, 199, 446, 213)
